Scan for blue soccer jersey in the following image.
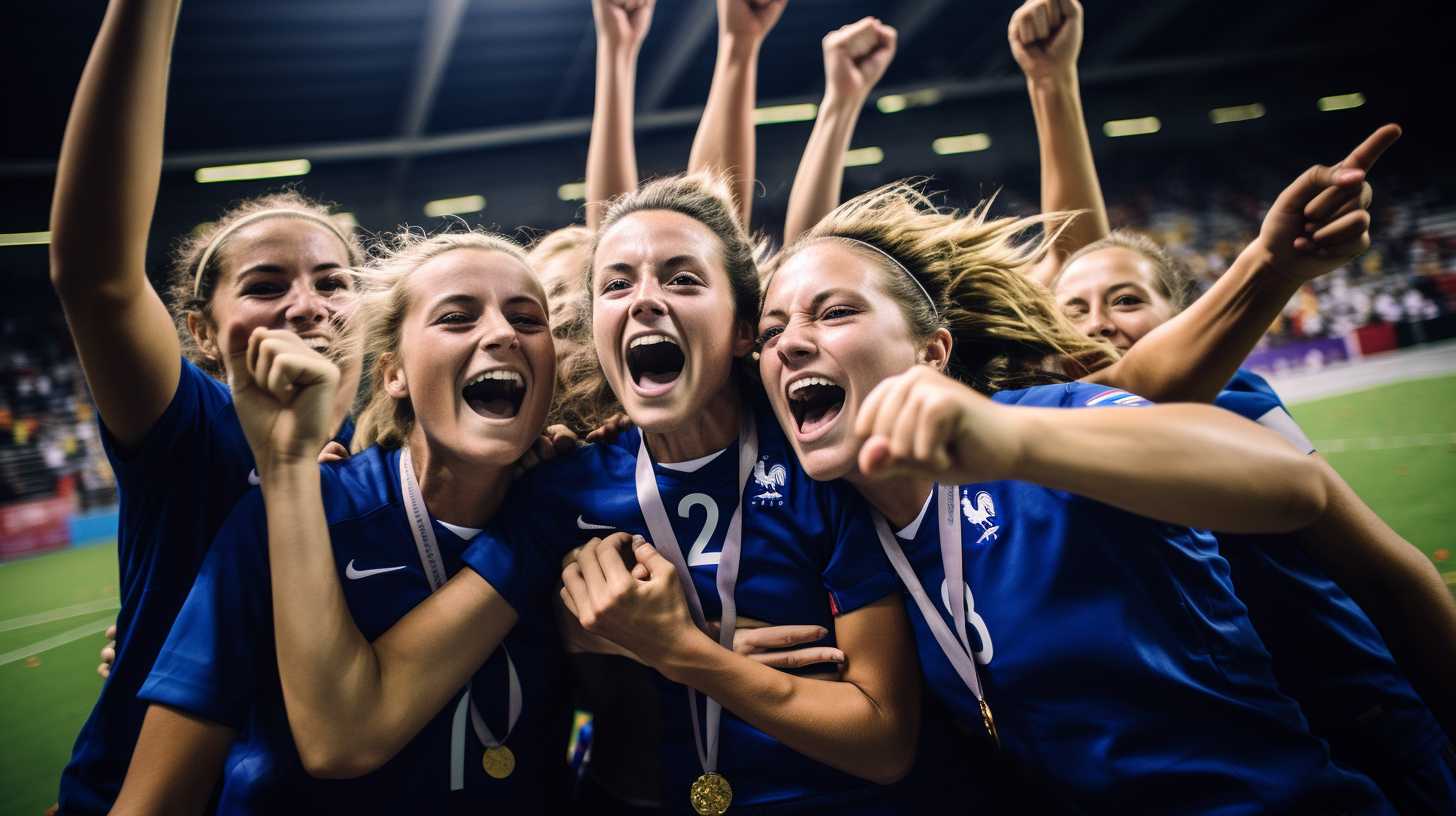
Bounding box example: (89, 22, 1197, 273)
(891, 381, 1394, 814)
(139, 445, 566, 813)
(464, 396, 906, 813)
(1215, 369, 1452, 807)
(59, 358, 352, 814)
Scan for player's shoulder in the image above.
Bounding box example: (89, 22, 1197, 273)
(994, 381, 1151, 409)
(514, 429, 638, 498)
(1222, 368, 1283, 401)
(318, 445, 397, 523)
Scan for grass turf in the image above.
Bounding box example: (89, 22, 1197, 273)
(0, 374, 1450, 813)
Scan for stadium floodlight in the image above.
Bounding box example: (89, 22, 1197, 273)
(1317, 92, 1365, 112)
(1103, 117, 1161, 137)
(558, 182, 587, 202)
(754, 103, 818, 125)
(877, 88, 943, 114)
(194, 159, 311, 184)
(931, 133, 992, 155)
(0, 231, 50, 247)
(424, 195, 486, 218)
(844, 146, 884, 167)
(1209, 103, 1265, 125)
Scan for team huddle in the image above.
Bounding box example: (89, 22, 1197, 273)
(44, 0, 1455, 813)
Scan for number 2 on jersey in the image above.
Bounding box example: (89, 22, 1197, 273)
(678, 493, 720, 566)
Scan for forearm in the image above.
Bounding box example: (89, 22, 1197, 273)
(112, 704, 232, 816)
(1011, 404, 1326, 532)
(1027, 68, 1107, 280)
(50, 0, 179, 295)
(1091, 246, 1298, 402)
(586, 41, 640, 230)
(783, 93, 863, 245)
(656, 628, 916, 784)
(689, 35, 759, 225)
(1295, 458, 1456, 736)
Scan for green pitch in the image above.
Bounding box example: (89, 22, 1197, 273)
(0, 374, 1451, 813)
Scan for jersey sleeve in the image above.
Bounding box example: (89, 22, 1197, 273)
(993, 381, 1152, 410)
(98, 357, 228, 481)
(1216, 371, 1316, 455)
(461, 477, 572, 616)
(821, 486, 901, 616)
(139, 490, 270, 728)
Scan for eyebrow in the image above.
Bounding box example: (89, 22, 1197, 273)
(602, 254, 704, 275)
(236, 262, 344, 277)
(426, 293, 547, 311)
(1104, 282, 1147, 298)
(761, 287, 859, 321)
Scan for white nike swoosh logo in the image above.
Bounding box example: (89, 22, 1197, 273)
(576, 516, 615, 530)
(247, 469, 261, 486)
(345, 560, 408, 580)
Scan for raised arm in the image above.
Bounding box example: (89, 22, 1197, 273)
(857, 366, 1327, 534)
(586, 0, 654, 229)
(228, 330, 518, 776)
(564, 537, 920, 784)
(688, 0, 787, 226)
(1086, 125, 1401, 402)
(49, 0, 184, 449)
(782, 17, 896, 245)
(1010, 0, 1107, 288)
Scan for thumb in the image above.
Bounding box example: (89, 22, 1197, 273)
(633, 536, 676, 582)
(857, 436, 892, 477)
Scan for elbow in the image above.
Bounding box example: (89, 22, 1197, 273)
(296, 739, 388, 780)
(856, 722, 918, 785)
(1279, 458, 1328, 532)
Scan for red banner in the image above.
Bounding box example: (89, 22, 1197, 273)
(0, 494, 72, 560)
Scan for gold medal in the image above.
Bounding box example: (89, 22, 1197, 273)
(980, 699, 1000, 748)
(481, 745, 516, 779)
(689, 771, 733, 815)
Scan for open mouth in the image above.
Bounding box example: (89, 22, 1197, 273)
(787, 376, 845, 436)
(625, 334, 685, 396)
(461, 370, 526, 420)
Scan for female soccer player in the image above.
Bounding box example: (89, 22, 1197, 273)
(116, 232, 567, 812)
(49, 1, 362, 810)
(1052, 232, 1456, 812)
(735, 181, 1402, 812)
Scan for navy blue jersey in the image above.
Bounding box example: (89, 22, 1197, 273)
(58, 358, 352, 814)
(1215, 370, 1449, 787)
(893, 381, 1393, 814)
(465, 396, 905, 813)
(139, 445, 565, 814)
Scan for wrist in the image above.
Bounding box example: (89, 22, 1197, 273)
(596, 40, 641, 68)
(257, 456, 320, 491)
(652, 626, 719, 684)
(820, 90, 868, 114)
(718, 33, 762, 61)
(1025, 66, 1079, 96)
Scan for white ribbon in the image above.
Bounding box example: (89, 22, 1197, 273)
(633, 413, 756, 777)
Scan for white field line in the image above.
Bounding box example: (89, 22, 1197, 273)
(1444, 572, 1456, 587)
(0, 617, 113, 667)
(1312, 432, 1456, 454)
(0, 598, 119, 633)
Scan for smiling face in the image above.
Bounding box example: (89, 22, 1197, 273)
(759, 241, 931, 481)
(1054, 247, 1176, 350)
(192, 217, 356, 365)
(386, 247, 554, 466)
(591, 209, 752, 435)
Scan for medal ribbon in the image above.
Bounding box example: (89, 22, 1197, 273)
(873, 485, 986, 706)
(400, 447, 521, 751)
(633, 412, 756, 778)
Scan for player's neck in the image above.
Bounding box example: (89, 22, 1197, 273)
(329, 358, 363, 432)
(404, 433, 511, 529)
(642, 387, 742, 464)
(851, 472, 935, 531)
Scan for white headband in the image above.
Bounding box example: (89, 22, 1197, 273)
(192, 209, 355, 297)
(836, 237, 938, 318)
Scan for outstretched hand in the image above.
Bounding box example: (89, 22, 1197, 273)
(1254, 124, 1401, 283)
(1008, 0, 1082, 81)
(822, 17, 897, 104)
(855, 365, 1023, 485)
(225, 328, 341, 475)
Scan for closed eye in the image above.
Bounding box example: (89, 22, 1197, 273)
(1111, 294, 1145, 308)
(821, 305, 857, 321)
(756, 325, 784, 346)
(434, 311, 474, 326)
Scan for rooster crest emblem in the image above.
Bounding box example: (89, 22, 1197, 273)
(961, 490, 1000, 543)
(752, 457, 787, 504)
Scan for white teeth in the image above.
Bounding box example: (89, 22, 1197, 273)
(465, 370, 524, 388)
(629, 334, 676, 349)
(789, 376, 837, 397)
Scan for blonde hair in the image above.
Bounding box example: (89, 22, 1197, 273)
(527, 225, 593, 348)
(1057, 229, 1196, 311)
(777, 182, 1118, 394)
(348, 229, 534, 452)
(554, 173, 760, 433)
(167, 190, 363, 374)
